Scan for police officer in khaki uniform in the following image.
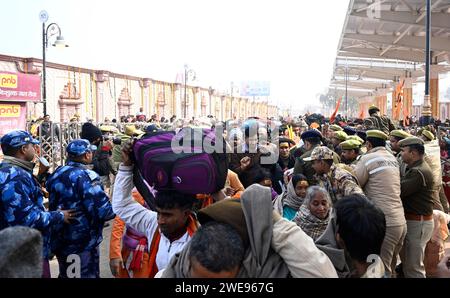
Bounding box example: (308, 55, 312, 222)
(354, 130, 407, 277)
(330, 131, 348, 157)
(398, 136, 435, 278)
(389, 130, 412, 176)
(363, 105, 396, 135)
(339, 140, 362, 166)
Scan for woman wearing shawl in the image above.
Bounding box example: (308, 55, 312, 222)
(293, 186, 331, 241)
(273, 174, 309, 220)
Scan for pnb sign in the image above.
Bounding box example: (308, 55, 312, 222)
(240, 81, 270, 97)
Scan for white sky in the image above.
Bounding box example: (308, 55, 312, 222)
(1, 0, 350, 115)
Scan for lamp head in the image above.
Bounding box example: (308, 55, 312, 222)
(53, 35, 68, 47)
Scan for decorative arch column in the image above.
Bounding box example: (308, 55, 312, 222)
(200, 91, 207, 117)
(94, 71, 109, 122)
(139, 78, 151, 116)
(117, 87, 133, 117)
(58, 82, 83, 123)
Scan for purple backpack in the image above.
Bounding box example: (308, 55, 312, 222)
(133, 128, 228, 201)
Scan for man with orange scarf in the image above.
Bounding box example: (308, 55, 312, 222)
(112, 144, 198, 278)
(109, 189, 151, 278)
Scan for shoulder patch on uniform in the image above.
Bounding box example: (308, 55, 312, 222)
(86, 169, 99, 181)
(414, 169, 427, 187)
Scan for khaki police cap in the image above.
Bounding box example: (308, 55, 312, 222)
(398, 136, 424, 147)
(366, 130, 388, 140)
(333, 131, 348, 141)
(421, 130, 435, 141)
(340, 140, 362, 150)
(390, 130, 411, 140)
(329, 124, 343, 132)
(346, 135, 364, 144)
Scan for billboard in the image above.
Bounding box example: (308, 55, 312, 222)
(240, 81, 270, 97)
(0, 72, 41, 102)
(0, 103, 27, 136)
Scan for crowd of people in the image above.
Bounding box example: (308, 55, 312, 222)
(1, 104, 450, 279)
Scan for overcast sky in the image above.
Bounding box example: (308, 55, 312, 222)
(1, 0, 349, 115)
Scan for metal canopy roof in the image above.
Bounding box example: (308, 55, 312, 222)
(329, 0, 450, 98)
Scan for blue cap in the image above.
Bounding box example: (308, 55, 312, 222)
(343, 126, 357, 136)
(66, 139, 97, 156)
(145, 124, 161, 133)
(0, 130, 39, 148)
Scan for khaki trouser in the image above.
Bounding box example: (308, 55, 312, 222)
(400, 219, 434, 278)
(380, 224, 407, 277)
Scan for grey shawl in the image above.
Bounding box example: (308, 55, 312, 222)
(293, 204, 329, 241)
(162, 184, 290, 278)
(273, 180, 304, 216)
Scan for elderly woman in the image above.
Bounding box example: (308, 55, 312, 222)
(293, 186, 332, 241)
(273, 174, 309, 220)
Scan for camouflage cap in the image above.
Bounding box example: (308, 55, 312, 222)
(66, 139, 97, 156)
(340, 140, 362, 150)
(303, 146, 334, 161)
(366, 130, 388, 140)
(0, 130, 39, 148)
(421, 130, 435, 141)
(390, 130, 412, 140)
(398, 136, 424, 147)
(329, 124, 343, 132)
(333, 131, 348, 141)
(346, 135, 364, 144)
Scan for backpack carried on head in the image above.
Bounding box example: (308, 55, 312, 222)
(132, 127, 228, 207)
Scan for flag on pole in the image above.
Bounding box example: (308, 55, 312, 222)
(393, 80, 405, 120)
(330, 97, 342, 124)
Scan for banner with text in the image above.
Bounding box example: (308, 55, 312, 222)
(240, 81, 271, 97)
(0, 72, 41, 102)
(0, 103, 27, 136)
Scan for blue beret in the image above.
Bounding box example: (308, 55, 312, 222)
(301, 129, 323, 140)
(0, 130, 39, 148)
(66, 139, 97, 156)
(343, 126, 357, 136)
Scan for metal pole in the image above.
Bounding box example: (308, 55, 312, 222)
(425, 0, 431, 98)
(208, 87, 212, 116)
(42, 22, 47, 116)
(184, 67, 187, 119)
(345, 66, 348, 118)
(422, 0, 432, 125)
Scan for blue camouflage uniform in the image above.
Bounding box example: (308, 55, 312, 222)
(0, 131, 66, 263)
(46, 139, 115, 278)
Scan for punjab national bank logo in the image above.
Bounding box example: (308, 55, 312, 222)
(0, 104, 21, 117)
(0, 74, 18, 89)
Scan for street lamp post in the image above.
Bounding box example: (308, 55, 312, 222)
(421, 0, 432, 125)
(345, 65, 349, 118)
(208, 86, 214, 116)
(40, 10, 68, 116)
(183, 64, 196, 119)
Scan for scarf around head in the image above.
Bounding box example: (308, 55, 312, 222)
(293, 204, 330, 241)
(273, 179, 304, 216)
